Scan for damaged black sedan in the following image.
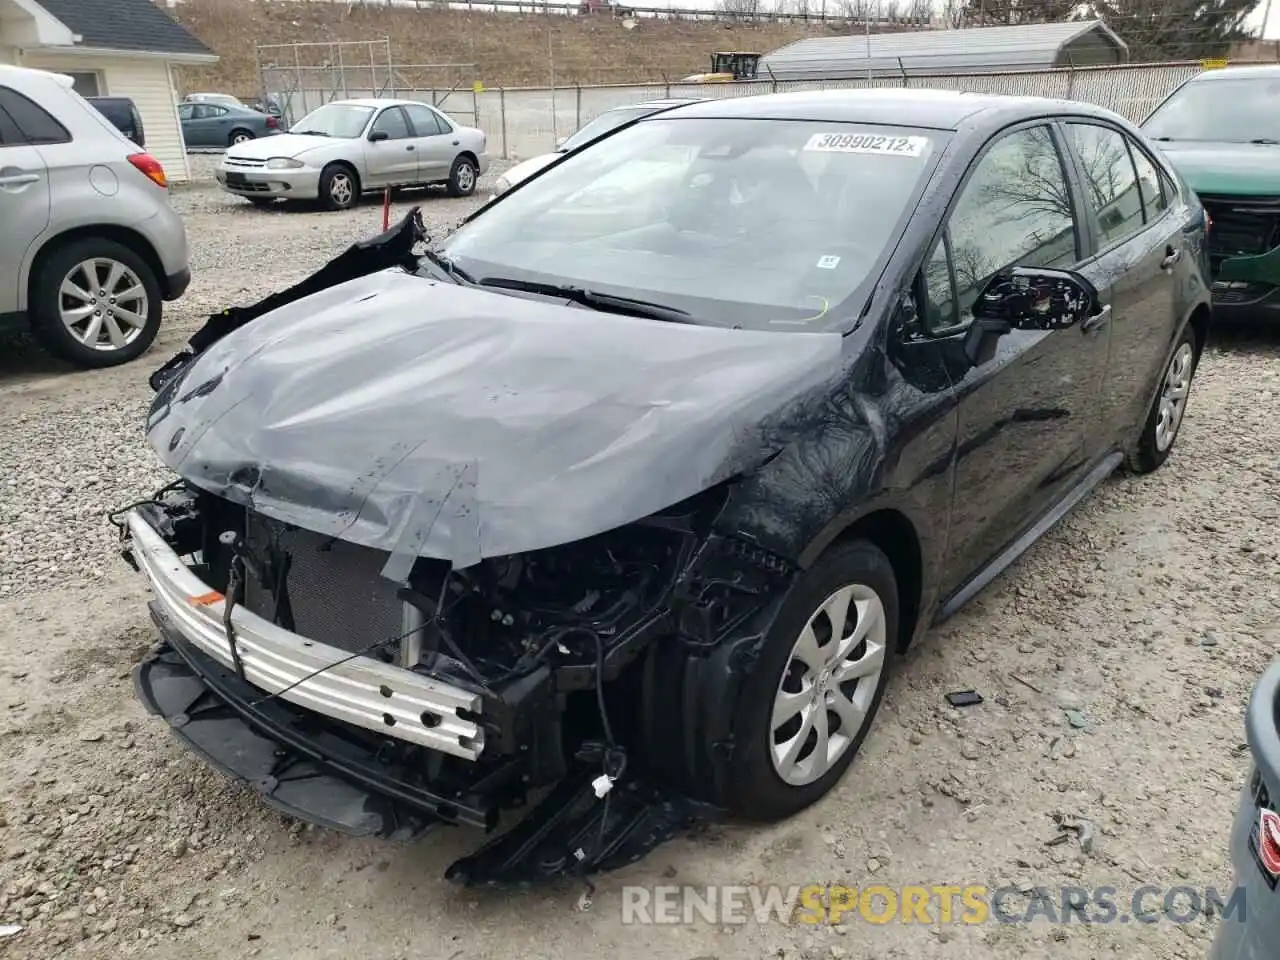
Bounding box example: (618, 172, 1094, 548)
(117, 91, 1211, 886)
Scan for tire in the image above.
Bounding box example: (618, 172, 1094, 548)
(1127, 324, 1198, 474)
(229, 129, 254, 146)
(446, 155, 478, 197)
(29, 237, 162, 369)
(721, 539, 898, 822)
(318, 163, 359, 211)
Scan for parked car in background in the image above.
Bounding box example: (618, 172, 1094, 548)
(179, 100, 280, 148)
(1142, 65, 1280, 320)
(214, 98, 488, 210)
(124, 90, 1210, 885)
(0, 65, 190, 368)
(85, 95, 145, 147)
(489, 97, 703, 200)
(1208, 659, 1280, 959)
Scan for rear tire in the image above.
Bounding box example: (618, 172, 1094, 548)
(1127, 324, 1198, 474)
(447, 156, 478, 197)
(319, 163, 358, 211)
(229, 129, 254, 146)
(721, 539, 898, 821)
(29, 238, 162, 369)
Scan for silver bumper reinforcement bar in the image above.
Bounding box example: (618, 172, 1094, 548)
(125, 510, 485, 760)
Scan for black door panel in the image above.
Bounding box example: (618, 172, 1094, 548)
(918, 123, 1110, 597)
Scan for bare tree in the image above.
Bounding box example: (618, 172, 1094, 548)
(716, 0, 764, 17)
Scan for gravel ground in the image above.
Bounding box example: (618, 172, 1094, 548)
(1, 158, 1279, 960)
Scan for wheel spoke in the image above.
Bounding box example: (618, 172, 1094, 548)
(103, 261, 124, 293)
(111, 306, 147, 329)
(77, 313, 104, 345)
(807, 706, 831, 778)
(102, 313, 127, 347)
(775, 705, 815, 770)
(114, 284, 144, 304)
(820, 586, 853, 656)
(832, 595, 884, 663)
(833, 638, 886, 684)
(60, 278, 93, 304)
(62, 303, 95, 323)
(772, 687, 808, 729)
(826, 686, 867, 736)
(791, 624, 824, 672)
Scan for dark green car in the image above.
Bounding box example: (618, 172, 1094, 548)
(1142, 65, 1280, 318)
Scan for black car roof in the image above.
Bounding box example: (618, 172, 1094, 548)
(649, 88, 1128, 133)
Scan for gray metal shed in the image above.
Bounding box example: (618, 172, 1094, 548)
(759, 20, 1130, 82)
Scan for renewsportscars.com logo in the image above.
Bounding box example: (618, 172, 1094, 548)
(620, 884, 1248, 926)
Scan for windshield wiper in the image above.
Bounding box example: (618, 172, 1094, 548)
(477, 276, 694, 324)
(1251, 138, 1280, 145)
(293, 129, 329, 137)
(420, 248, 475, 285)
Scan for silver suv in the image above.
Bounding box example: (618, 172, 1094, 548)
(0, 65, 191, 368)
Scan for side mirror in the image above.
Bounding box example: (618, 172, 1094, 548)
(963, 266, 1099, 366)
(369, 130, 390, 143)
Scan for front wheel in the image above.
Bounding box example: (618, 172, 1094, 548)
(1127, 325, 1198, 474)
(722, 539, 897, 822)
(318, 163, 358, 211)
(447, 156, 478, 197)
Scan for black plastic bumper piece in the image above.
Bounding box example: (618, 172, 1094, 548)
(136, 606, 723, 886)
(136, 605, 499, 835)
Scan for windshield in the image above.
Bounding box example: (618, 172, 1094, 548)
(559, 106, 655, 152)
(292, 103, 375, 138)
(1143, 76, 1280, 142)
(440, 117, 943, 330)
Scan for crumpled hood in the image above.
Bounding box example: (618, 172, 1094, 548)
(147, 271, 843, 576)
(1154, 140, 1280, 195)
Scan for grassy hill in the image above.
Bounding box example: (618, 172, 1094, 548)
(167, 0, 843, 95)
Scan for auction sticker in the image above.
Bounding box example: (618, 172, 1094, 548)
(804, 132, 929, 157)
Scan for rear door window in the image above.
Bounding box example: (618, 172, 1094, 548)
(1063, 123, 1145, 251)
(0, 86, 71, 145)
(1128, 139, 1170, 222)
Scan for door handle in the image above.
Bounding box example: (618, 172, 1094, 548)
(406, 145, 415, 151)
(452, 140, 460, 146)
(0, 173, 40, 186)
(1081, 304, 1112, 334)
(1161, 246, 1181, 270)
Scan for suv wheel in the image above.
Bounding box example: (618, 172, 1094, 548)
(1128, 325, 1198, 473)
(447, 156, 478, 197)
(722, 539, 897, 821)
(29, 238, 162, 369)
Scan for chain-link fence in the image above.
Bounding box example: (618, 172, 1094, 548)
(473, 61, 1206, 160)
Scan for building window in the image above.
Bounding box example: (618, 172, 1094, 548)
(65, 72, 102, 98)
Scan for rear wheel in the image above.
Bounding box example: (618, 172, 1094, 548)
(29, 238, 162, 369)
(721, 539, 897, 821)
(1128, 325, 1198, 474)
(319, 163, 358, 211)
(447, 156, 478, 197)
(229, 129, 254, 146)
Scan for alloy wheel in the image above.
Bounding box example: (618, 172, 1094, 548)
(1155, 342, 1194, 452)
(456, 161, 476, 193)
(58, 258, 149, 352)
(329, 172, 354, 207)
(769, 582, 888, 787)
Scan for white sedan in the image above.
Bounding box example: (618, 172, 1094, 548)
(215, 98, 489, 210)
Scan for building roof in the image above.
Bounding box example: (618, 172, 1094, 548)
(759, 20, 1128, 81)
(33, 0, 214, 58)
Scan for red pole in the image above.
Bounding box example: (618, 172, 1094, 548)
(382, 187, 391, 230)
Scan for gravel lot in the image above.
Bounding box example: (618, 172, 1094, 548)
(1, 156, 1279, 960)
